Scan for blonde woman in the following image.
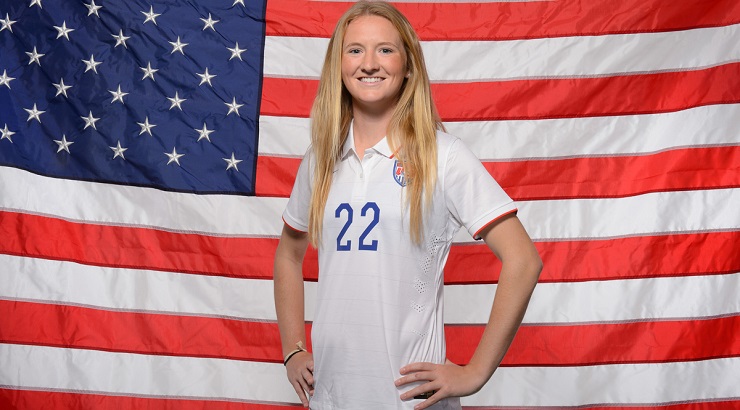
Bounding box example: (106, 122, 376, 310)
(273, 2, 542, 409)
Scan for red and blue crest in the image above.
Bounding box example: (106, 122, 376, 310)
(393, 160, 407, 187)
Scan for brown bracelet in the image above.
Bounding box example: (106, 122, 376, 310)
(283, 341, 307, 366)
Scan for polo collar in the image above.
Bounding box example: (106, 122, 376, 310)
(341, 121, 395, 159)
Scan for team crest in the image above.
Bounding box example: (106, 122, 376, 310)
(393, 160, 407, 187)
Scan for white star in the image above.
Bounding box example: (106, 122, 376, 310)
(200, 13, 219, 31)
(223, 153, 242, 171)
(29, 0, 42, 9)
(54, 21, 75, 40)
(1, 14, 17, 33)
(53, 78, 72, 97)
(225, 97, 243, 117)
(81, 111, 100, 130)
(1, 124, 16, 143)
(196, 67, 216, 86)
(194, 123, 214, 142)
(137, 116, 156, 136)
(54, 134, 74, 153)
(112, 30, 130, 48)
(167, 91, 186, 111)
(26, 47, 45, 66)
(0, 69, 15, 89)
(110, 141, 127, 160)
(85, 0, 102, 17)
(109, 85, 128, 104)
(24, 104, 45, 122)
(140, 62, 158, 81)
(232, 0, 245, 6)
(82, 54, 102, 74)
(142, 6, 161, 25)
(169, 36, 188, 55)
(228, 42, 246, 61)
(165, 147, 184, 165)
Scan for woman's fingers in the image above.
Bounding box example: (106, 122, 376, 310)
(290, 379, 309, 407)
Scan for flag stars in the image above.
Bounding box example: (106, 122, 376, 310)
(142, 6, 161, 25)
(24, 104, 45, 122)
(196, 67, 216, 86)
(1, 124, 15, 143)
(228, 42, 246, 61)
(1, 14, 17, 33)
(110, 141, 127, 159)
(113, 30, 130, 48)
(54, 21, 75, 40)
(169, 36, 188, 54)
(53, 78, 72, 97)
(165, 148, 184, 166)
(81, 111, 100, 130)
(54, 134, 74, 153)
(85, 0, 102, 17)
(109, 85, 128, 104)
(137, 116, 156, 136)
(223, 153, 242, 171)
(82, 54, 102, 74)
(225, 97, 243, 117)
(0, 69, 15, 89)
(29, 0, 43, 9)
(26, 47, 45, 66)
(141, 62, 158, 81)
(200, 13, 219, 31)
(167, 91, 186, 110)
(195, 123, 214, 142)
(233, 0, 245, 6)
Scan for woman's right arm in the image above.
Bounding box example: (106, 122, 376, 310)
(274, 224, 313, 407)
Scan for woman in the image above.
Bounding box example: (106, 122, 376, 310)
(273, 2, 542, 409)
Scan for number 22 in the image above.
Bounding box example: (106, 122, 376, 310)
(335, 202, 380, 251)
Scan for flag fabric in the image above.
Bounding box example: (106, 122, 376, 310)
(1, 0, 739, 408)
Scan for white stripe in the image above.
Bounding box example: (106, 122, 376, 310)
(258, 104, 740, 158)
(1, 344, 737, 406)
(3, 255, 738, 325)
(466, 357, 740, 406)
(2, 167, 739, 240)
(445, 273, 740, 325)
(263, 24, 740, 81)
(0, 165, 286, 237)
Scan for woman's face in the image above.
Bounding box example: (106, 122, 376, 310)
(341, 15, 408, 115)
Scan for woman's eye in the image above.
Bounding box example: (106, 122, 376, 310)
(347, 48, 361, 54)
(380, 48, 393, 54)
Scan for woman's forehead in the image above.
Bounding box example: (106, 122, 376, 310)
(343, 15, 402, 45)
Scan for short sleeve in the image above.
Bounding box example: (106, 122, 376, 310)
(443, 138, 517, 239)
(282, 147, 314, 232)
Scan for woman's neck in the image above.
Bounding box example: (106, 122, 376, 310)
(351, 107, 394, 159)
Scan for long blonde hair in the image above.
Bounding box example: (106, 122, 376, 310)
(308, 1, 443, 247)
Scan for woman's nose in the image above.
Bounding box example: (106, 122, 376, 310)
(361, 53, 379, 71)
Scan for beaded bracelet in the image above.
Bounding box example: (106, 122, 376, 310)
(283, 341, 307, 366)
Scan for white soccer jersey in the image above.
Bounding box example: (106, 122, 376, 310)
(283, 125, 517, 410)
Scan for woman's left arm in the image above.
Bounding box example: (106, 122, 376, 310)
(395, 213, 542, 409)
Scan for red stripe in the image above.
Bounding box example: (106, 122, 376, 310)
(0, 388, 301, 410)
(1, 300, 738, 366)
(2, 389, 737, 410)
(256, 146, 740, 200)
(467, 402, 740, 410)
(448, 232, 740, 285)
(260, 63, 740, 121)
(265, 0, 740, 40)
(2, 211, 738, 284)
(449, 315, 740, 367)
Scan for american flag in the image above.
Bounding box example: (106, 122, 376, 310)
(1, 0, 739, 408)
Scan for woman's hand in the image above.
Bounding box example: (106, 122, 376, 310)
(285, 351, 314, 407)
(394, 360, 485, 409)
